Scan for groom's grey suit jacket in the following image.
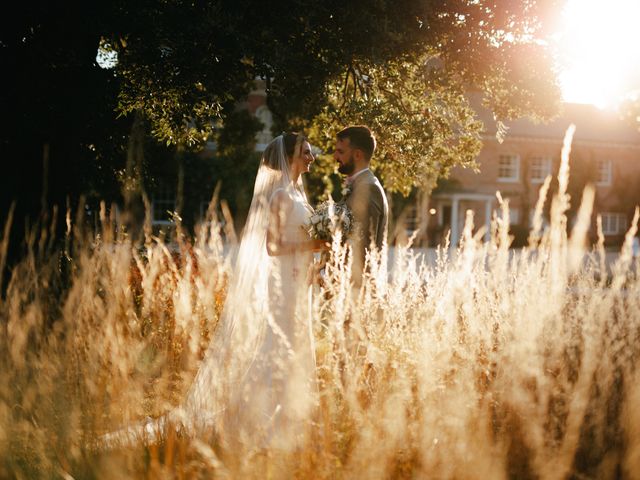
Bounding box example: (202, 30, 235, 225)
(345, 169, 389, 284)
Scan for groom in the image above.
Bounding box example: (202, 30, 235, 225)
(334, 125, 389, 286)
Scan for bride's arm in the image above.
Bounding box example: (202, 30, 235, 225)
(266, 191, 328, 256)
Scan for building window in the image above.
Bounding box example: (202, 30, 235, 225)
(493, 206, 520, 225)
(596, 159, 612, 186)
(498, 155, 520, 182)
(404, 205, 419, 234)
(530, 157, 552, 183)
(600, 212, 627, 235)
(509, 208, 520, 226)
(528, 210, 549, 229)
(152, 186, 176, 225)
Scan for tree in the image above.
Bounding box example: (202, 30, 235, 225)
(107, 0, 563, 194)
(0, 2, 131, 266)
(1, 0, 564, 253)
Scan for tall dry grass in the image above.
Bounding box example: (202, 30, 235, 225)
(1, 127, 640, 479)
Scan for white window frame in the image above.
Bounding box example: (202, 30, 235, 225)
(151, 186, 177, 226)
(600, 212, 627, 235)
(497, 154, 520, 182)
(595, 159, 612, 186)
(530, 156, 552, 184)
(437, 201, 451, 227)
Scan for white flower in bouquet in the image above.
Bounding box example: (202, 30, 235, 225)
(304, 200, 354, 241)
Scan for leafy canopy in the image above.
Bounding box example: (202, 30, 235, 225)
(108, 0, 562, 193)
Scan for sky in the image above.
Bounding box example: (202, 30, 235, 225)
(555, 0, 640, 108)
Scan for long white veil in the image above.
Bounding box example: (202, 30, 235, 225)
(99, 134, 312, 447)
(183, 134, 307, 424)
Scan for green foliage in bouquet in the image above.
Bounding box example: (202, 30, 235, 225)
(304, 201, 354, 242)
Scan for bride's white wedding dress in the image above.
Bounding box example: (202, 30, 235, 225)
(183, 183, 318, 450)
(245, 184, 318, 448)
(100, 135, 318, 452)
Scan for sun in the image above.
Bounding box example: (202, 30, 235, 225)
(555, 0, 640, 108)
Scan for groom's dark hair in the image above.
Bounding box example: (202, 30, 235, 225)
(337, 125, 376, 160)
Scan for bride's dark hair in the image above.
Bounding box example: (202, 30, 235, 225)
(262, 132, 306, 170)
(283, 132, 306, 158)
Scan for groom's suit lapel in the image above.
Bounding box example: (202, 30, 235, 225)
(344, 169, 382, 286)
(345, 169, 374, 206)
(346, 169, 376, 242)
(346, 169, 388, 250)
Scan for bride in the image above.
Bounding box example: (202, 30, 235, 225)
(100, 133, 325, 451)
(181, 132, 326, 450)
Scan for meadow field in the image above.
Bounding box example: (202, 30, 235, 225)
(1, 132, 640, 480)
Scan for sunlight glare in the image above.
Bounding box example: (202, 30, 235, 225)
(557, 0, 640, 108)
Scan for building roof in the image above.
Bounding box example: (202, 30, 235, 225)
(471, 96, 640, 147)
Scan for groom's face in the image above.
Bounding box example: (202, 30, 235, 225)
(334, 138, 356, 176)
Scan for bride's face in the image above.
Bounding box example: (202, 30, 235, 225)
(291, 140, 315, 175)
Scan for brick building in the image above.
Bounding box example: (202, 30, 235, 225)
(422, 102, 640, 248)
(153, 81, 640, 248)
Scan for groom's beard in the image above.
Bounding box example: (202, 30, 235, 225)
(338, 154, 356, 175)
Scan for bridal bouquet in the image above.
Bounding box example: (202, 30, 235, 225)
(304, 200, 354, 241)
